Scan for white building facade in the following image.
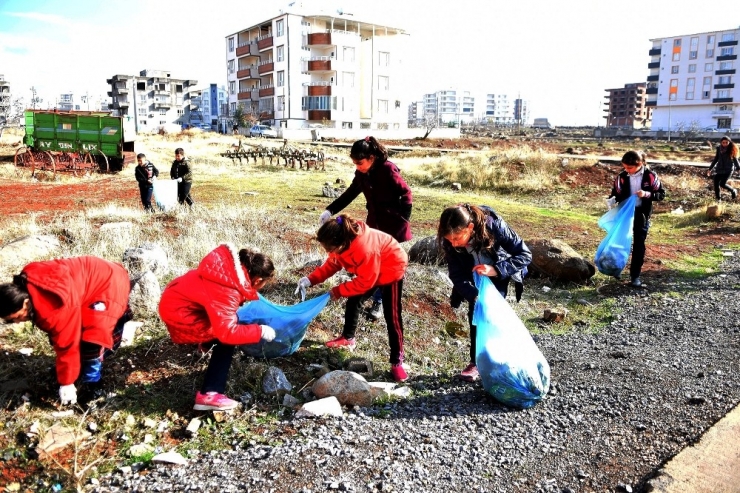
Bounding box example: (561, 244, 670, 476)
(107, 69, 199, 133)
(647, 27, 739, 132)
(422, 89, 475, 125)
(198, 84, 228, 131)
(225, 6, 407, 130)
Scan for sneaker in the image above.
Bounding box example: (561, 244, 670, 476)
(732, 189, 737, 200)
(193, 391, 238, 411)
(390, 363, 408, 382)
(367, 301, 382, 321)
(325, 336, 356, 351)
(459, 363, 480, 382)
(629, 277, 643, 288)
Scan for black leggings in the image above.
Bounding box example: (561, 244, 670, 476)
(713, 173, 735, 200)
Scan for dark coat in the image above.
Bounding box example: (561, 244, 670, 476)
(326, 159, 413, 243)
(442, 206, 531, 303)
(609, 167, 665, 220)
(134, 162, 159, 188)
(170, 158, 193, 182)
(708, 147, 740, 175)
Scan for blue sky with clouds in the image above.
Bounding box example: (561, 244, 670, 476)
(0, 0, 731, 125)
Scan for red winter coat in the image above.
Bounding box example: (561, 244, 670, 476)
(158, 244, 262, 345)
(307, 222, 408, 298)
(22, 256, 131, 386)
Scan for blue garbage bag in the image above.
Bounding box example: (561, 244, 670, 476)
(594, 194, 637, 278)
(238, 293, 330, 359)
(473, 273, 550, 409)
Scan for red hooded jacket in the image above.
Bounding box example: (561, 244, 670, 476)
(307, 222, 408, 298)
(22, 256, 131, 386)
(158, 244, 261, 345)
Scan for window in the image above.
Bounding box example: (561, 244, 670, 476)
(301, 96, 335, 110)
(720, 47, 735, 56)
(718, 118, 731, 129)
(277, 45, 284, 62)
(277, 71, 284, 87)
(705, 63, 714, 72)
(342, 72, 354, 88)
(719, 61, 734, 70)
(690, 37, 698, 49)
(378, 76, 389, 91)
(717, 89, 731, 98)
(718, 75, 732, 84)
(688, 64, 696, 73)
(707, 35, 715, 45)
(669, 79, 678, 101)
(672, 52, 680, 62)
(702, 76, 712, 99)
(690, 51, 697, 60)
(159, 108, 167, 115)
(378, 51, 390, 67)
(342, 122, 353, 129)
(277, 96, 285, 111)
(228, 60, 235, 74)
(721, 33, 736, 42)
(229, 37, 234, 52)
(674, 39, 681, 46)
(229, 81, 235, 94)
(160, 120, 166, 124)
(230, 102, 236, 113)
(377, 99, 388, 113)
(686, 78, 695, 100)
(276, 19, 284, 37)
(343, 46, 355, 62)
(671, 65, 679, 74)
(138, 108, 147, 115)
(706, 48, 714, 58)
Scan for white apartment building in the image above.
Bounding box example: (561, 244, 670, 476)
(107, 69, 199, 133)
(483, 93, 515, 124)
(0, 74, 10, 124)
(56, 93, 108, 112)
(225, 6, 407, 130)
(423, 89, 475, 125)
(199, 84, 228, 131)
(647, 26, 739, 131)
(407, 100, 425, 126)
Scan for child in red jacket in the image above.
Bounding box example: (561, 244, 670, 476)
(296, 214, 410, 382)
(0, 256, 132, 406)
(159, 244, 276, 411)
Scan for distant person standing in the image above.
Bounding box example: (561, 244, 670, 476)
(134, 153, 159, 212)
(318, 136, 413, 321)
(706, 137, 740, 201)
(170, 147, 194, 207)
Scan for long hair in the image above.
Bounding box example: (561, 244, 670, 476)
(238, 249, 275, 282)
(720, 137, 738, 158)
(0, 274, 32, 319)
(316, 214, 361, 254)
(436, 204, 495, 251)
(350, 136, 388, 164)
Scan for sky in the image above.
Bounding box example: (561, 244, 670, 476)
(0, 0, 733, 126)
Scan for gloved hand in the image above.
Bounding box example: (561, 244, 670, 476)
(295, 277, 311, 301)
(605, 197, 616, 210)
(176, 177, 183, 183)
(59, 384, 77, 405)
(260, 325, 276, 342)
(319, 210, 332, 225)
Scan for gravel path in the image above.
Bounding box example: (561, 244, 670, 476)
(90, 254, 740, 493)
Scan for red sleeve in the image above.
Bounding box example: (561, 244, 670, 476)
(205, 284, 262, 345)
(334, 250, 381, 298)
(307, 256, 343, 286)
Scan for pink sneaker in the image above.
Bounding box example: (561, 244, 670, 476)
(325, 336, 356, 350)
(390, 363, 408, 382)
(193, 391, 238, 411)
(459, 363, 479, 382)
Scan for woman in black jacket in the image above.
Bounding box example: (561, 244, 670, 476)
(706, 137, 740, 201)
(437, 204, 531, 382)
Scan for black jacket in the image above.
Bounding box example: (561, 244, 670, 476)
(708, 147, 740, 175)
(609, 167, 665, 220)
(134, 162, 159, 188)
(442, 206, 531, 303)
(170, 158, 193, 182)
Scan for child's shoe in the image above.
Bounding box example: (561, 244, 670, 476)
(390, 363, 408, 382)
(458, 363, 480, 382)
(325, 336, 356, 350)
(193, 391, 238, 411)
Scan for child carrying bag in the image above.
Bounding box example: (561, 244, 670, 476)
(238, 293, 330, 359)
(594, 194, 638, 278)
(473, 272, 550, 409)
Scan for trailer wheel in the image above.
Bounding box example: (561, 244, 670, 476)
(81, 152, 96, 173)
(14, 146, 35, 169)
(97, 152, 109, 173)
(33, 151, 56, 178)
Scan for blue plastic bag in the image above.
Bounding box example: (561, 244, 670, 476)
(237, 293, 330, 359)
(594, 194, 637, 278)
(473, 273, 550, 409)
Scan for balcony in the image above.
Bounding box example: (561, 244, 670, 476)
(712, 109, 734, 116)
(646, 87, 658, 95)
(306, 58, 333, 72)
(307, 32, 332, 46)
(645, 101, 657, 107)
(154, 100, 172, 108)
(258, 61, 274, 74)
(718, 40, 738, 47)
(236, 43, 251, 57)
(237, 91, 253, 101)
(647, 75, 659, 81)
(259, 86, 274, 97)
(115, 86, 129, 94)
(308, 109, 330, 120)
(307, 85, 331, 96)
(713, 98, 734, 103)
(648, 62, 660, 69)
(257, 35, 273, 51)
(714, 83, 735, 89)
(237, 66, 259, 79)
(648, 48, 661, 56)
(717, 54, 737, 61)
(716, 69, 736, 75)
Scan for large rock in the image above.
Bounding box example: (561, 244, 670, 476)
(0, 235, 61, 273)
(312, 370, 374, 407)
(122, 243, 169, 278)
(528, 238, 595, 282)
(128, 270, 161, 314)
(408, 236, 444, 265)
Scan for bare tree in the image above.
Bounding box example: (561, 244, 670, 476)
(420, 112, 439, 140)
(29, 86, 42, 109)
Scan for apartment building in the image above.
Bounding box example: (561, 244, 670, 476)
(603, 83, 651, 128)
(407, 100, 425, 126)
(483, 93, 514, 124)
(107, 69, 199, 133)
(423, 89, 475, 124)
(225, 6, 407, 130)
(199, 84, 228, 130)
(646, 26, 739, 131)
(0, 74, 9, 124)
(513, 98, 529, 126)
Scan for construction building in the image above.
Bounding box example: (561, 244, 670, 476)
(604, 83, 650, 128)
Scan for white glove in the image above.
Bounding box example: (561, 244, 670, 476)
(59, 384, 77, 405)
(319, 210, 332, 225)
(295, 277, 311, 301)
(260, 325, 276, 342)
(176, 177, 183, 183)
(605, 197, 616, 210)
(151, 175, 157, 181)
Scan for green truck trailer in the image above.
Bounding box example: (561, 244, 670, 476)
(15, 110, 136, 175)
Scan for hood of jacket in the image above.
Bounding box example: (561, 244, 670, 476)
(197, 243, 257, 301)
